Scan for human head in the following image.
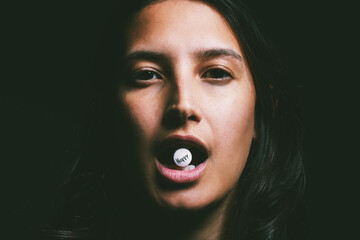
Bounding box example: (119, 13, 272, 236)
(119, 0, 255, 211)
(95, 0, 305, 238)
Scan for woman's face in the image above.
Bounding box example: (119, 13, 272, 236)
(119, 0, 255, 210)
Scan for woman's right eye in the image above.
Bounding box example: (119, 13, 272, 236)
(132, 70, 163, 81)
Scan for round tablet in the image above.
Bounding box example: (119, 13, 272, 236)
(173, 148, 192, 167)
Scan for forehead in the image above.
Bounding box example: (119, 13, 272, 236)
(125, 0, 241, 55)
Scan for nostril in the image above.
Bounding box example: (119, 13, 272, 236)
(162, 108, 186, 129)
(162, 109, 200, 129)
(162, 99, 201, 129)
(187, 115, 197, 121)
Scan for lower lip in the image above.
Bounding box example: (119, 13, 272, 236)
(155, 161, 207, 184)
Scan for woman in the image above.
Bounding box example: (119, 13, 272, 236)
(40, 0, 306, 239)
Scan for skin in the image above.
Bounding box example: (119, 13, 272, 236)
(118, 0, 255, 239)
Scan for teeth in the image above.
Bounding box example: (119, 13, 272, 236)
(183, 165, 196, 171)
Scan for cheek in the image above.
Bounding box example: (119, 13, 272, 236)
(210, 90, 255, 174)
(218, 108, 254, 155)
(229, 99, 255, 149)
(211, 87, 255, 141)
(121, 93, 164, 142)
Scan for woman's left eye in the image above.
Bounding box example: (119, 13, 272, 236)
(201, 68, 232, 80)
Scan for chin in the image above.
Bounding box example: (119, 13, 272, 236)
(149, 183, 234, 213)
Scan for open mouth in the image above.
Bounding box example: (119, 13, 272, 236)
(156, 138, 208, 171)
(155, 135, 209, 184)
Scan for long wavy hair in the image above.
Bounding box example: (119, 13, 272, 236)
(37, 0, 306, 239)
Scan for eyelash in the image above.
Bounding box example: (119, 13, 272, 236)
(131, 69, 163, 82)
(128, 67, 233, 85)
(201, 68, 233, 80)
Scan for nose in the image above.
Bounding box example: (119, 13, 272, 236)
(162, 78, 201, 129)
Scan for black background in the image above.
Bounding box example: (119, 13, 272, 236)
(3, 0, 358, 239)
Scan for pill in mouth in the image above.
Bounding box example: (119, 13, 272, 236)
(173, 148, 192, 167)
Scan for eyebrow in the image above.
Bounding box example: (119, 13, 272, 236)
(194, 48, 243, 62)
(123, 48, 243, 63)
(123, 50, 168, 63)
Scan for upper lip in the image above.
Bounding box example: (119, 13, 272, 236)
(156, 134, 209, 162)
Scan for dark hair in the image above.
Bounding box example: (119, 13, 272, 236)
(38, 0, 306, 239)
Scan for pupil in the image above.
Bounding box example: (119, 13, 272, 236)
(137, 71, 155, 80)
(211, 69, 225, 78)
(144, 71, 154, 79)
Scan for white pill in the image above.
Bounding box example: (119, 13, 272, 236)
(173, 148, 192, 167)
